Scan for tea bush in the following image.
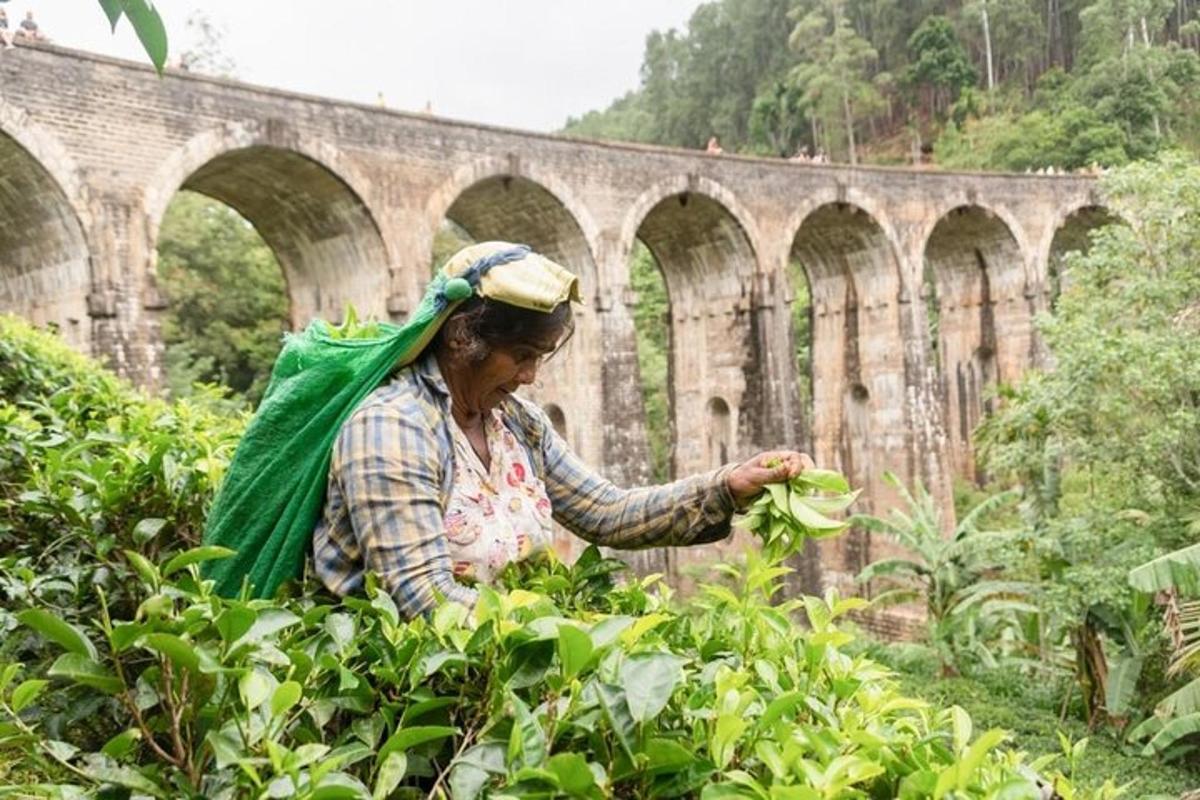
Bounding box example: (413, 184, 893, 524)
(0, 317, 1122, 798)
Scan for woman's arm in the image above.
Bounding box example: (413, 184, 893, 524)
(524, 405, 738, 548)
(332, 401, 478, 617)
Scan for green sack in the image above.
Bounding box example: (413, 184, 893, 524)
(200, 283, 447, 598)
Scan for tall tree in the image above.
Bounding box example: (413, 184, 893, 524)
(157, 192, 288, 405)
(789, 0, 887, 163)
(905, 15, 978, 118)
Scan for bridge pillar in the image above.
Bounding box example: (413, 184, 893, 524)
(590, 240, 666, 576)
(85, 192, 166, 388)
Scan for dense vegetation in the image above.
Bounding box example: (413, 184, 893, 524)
(58, 6, 1200, 793)
(0, 315, 1136, 797)
(563, 0, 1200, 170)
(157, 192, 288, 407)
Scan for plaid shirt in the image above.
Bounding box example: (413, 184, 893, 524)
(313, 354, 736, 618)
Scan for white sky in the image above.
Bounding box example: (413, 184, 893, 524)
(7, 1, 702, 132)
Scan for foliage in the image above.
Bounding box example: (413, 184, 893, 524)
(4, 545, 1105, 799)
(156, 192, 289, 407)
(866, 639, 1198, 796)
(98, 0, 168, 74)
(934, 104, 1129, 171)
(749, 81, 809, 157)
(563, 0, 1200, 168)
(973, 155, 1200, 750)
(1124, 541, 1200, 761)
(853, 473, 1035, 675)
(630, 243, 671, 484)
(0, 317, 1126, 797)
(787, 262, 813, 435)
(980, 154, 1200, 556)
(0, 313, 246, 664)
(904, 16, 977, 119)
(788, 0, 889, 165)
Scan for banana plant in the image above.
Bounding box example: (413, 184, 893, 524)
(1125, 543, 1200, 760)
(852, 472, 1036, 674)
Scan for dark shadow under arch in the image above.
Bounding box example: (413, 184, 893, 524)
(924, 205, 1024, 481)
(635, 191, 756, 306)
(790, 202, 903, 584)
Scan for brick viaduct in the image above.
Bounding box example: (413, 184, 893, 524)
(0, 45, 1109, 588)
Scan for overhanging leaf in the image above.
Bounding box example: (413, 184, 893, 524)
(117, 0, 168, 74)
(17, 609, 98, 660)
(97, 0, 124, 29)
(162, 545, 235, 578)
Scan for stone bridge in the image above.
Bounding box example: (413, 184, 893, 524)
(0, 44, 1107, 588)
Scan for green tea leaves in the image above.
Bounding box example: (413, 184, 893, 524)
(737, 471, 857, 561)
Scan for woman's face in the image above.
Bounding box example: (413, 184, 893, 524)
(463, 330, 563, 413)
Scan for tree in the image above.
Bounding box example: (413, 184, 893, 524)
(977, 156, 1200, 726)
(629, 243, 671, 483)
(789, 0, 888, 163)
(904, 15, 978, 119)
(855, 473, 1033, 675)
(748, 79, 808, 155)
(156, 192, 288, 405)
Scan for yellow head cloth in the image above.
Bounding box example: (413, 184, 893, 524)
(393, 242, 581, 369)
(440, 241, 581, 312)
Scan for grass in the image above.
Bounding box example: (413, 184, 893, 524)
(858, 638, 1200, 797)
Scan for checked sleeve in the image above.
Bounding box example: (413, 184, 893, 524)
(530, 406, 738, 548)
(315, 402, 478, 618)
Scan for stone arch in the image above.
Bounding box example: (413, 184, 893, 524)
(426, 158, 601, 298)
(145, 124, 391, 328)
(705, 396, 733, 469)
(789, 202, 908, 583)
(924, 205, 1027, 480)
(919, 198, 1033, 283)
(1046, 204, 1118, 306)
(618, 175, 762, 273)
(623, 181, 759, 481)
(0, 107, 93, 353)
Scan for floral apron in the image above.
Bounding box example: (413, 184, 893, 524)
(443, 409, 555, 584)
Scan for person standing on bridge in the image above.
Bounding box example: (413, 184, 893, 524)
(16, 10, 42, 43)
(203, 242, 816, 619)
(0, 10, 14, 50)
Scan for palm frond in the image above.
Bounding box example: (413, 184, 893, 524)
(956, 488, 1021, 536)
(856, 557, 929, 584)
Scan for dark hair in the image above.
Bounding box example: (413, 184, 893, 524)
(434, 296, 574, 363)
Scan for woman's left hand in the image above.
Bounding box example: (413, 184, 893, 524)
(727, 450, 816, 508)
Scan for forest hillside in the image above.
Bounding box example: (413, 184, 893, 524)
(562, 0, 1200, 171)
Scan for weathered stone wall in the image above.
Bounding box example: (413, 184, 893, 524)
(0, 44, 1106, 589)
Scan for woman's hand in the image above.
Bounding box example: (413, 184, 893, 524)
(727, 450, 816, 508)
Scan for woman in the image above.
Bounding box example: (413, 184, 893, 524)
(312, 242, 814, 619)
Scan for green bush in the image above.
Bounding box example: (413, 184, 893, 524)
(0, 318, 1124, 798)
